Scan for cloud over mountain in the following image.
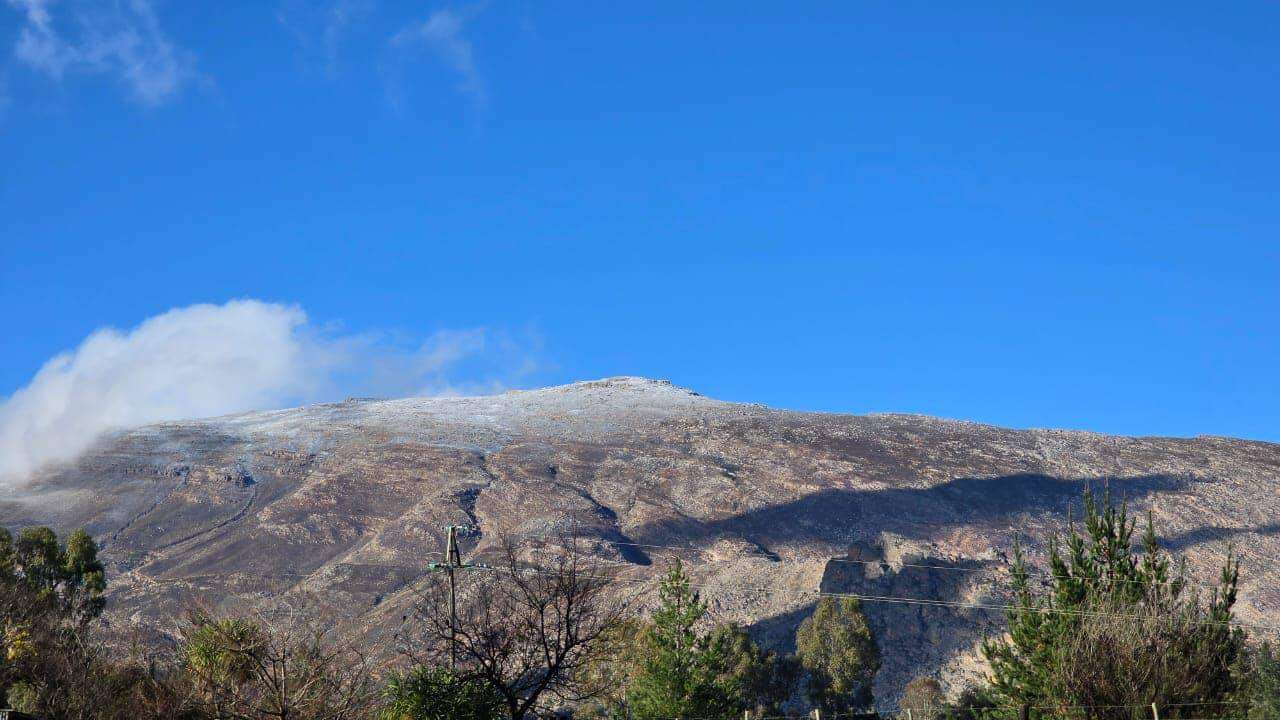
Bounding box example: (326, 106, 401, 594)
(0, 299, 536, 486)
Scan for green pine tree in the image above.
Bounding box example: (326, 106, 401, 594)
(628, 559, 739, 719)
(982, 488, 1245, 720)
(708, 624, 799, 715)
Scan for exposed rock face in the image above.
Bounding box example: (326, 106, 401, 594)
(2, 377, 1278, 707)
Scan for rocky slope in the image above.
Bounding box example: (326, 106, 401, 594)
(2, 377, 1278, 707)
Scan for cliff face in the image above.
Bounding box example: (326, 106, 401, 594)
(3, 377, 1278, 706)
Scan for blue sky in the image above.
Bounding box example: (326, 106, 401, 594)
(1, 1, 1278, 443)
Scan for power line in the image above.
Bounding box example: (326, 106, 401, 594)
(133, 567, 1280, 634)
(137, 526, 1262, 596)
(817, 591, 1280, 634)
(132, 546, 1243, 600)
(131, 551, 1244, 597)
(425, 560, 1280, 635)
(822, 556, 1227, 593)
(124, 533, 1274, 635)
(525, 533, 1231, 592)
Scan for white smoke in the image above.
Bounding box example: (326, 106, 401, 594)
(0, 300, 536, 487)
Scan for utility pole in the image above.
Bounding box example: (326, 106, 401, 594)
(429, 524, 479, 671)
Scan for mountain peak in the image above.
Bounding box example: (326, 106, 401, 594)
(6, 377, 1280, 710)
(507, 375, 702, 399)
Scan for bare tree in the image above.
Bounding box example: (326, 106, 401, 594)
(179, 598, 380, 720)
(400, 535, 629, 719)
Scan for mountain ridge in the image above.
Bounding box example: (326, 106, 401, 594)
(66, 376, 1280, 447)
(2, 376, 1278, 708)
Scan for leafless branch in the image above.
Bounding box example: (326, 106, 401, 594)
(399, 534, 634, 719)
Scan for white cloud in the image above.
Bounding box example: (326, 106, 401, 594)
(0, 300, 539, 487)
(392, 7, 485, 107)
(5, 0, 194, 105)
(277, 0, 374, 76)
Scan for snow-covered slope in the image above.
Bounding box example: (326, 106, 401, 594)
(3, 377, 1278, 706)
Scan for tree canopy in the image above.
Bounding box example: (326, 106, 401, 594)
(796, 595, 881, 714)
(626, 559, 741, 719)
(983, 489, 1245, 720)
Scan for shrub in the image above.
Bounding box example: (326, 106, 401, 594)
(380, 666, 504, 720)
(983, 489, 1246, 720)
(796, 595, 881, 713)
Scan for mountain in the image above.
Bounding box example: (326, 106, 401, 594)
(2, 377, 1278, 706)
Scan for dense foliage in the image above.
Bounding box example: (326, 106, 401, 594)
(709, 623, 800, 715)
(583, 559, 800, 718)
(1235, 643, 1280, 720)
(625, 559, 743, 719)
(983, 489, 1246, 720)
(378, 666, 504, 720)
(0, 526, 118, 717)
(796, 595, 881, 714)
(1, 526, 106, 624)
